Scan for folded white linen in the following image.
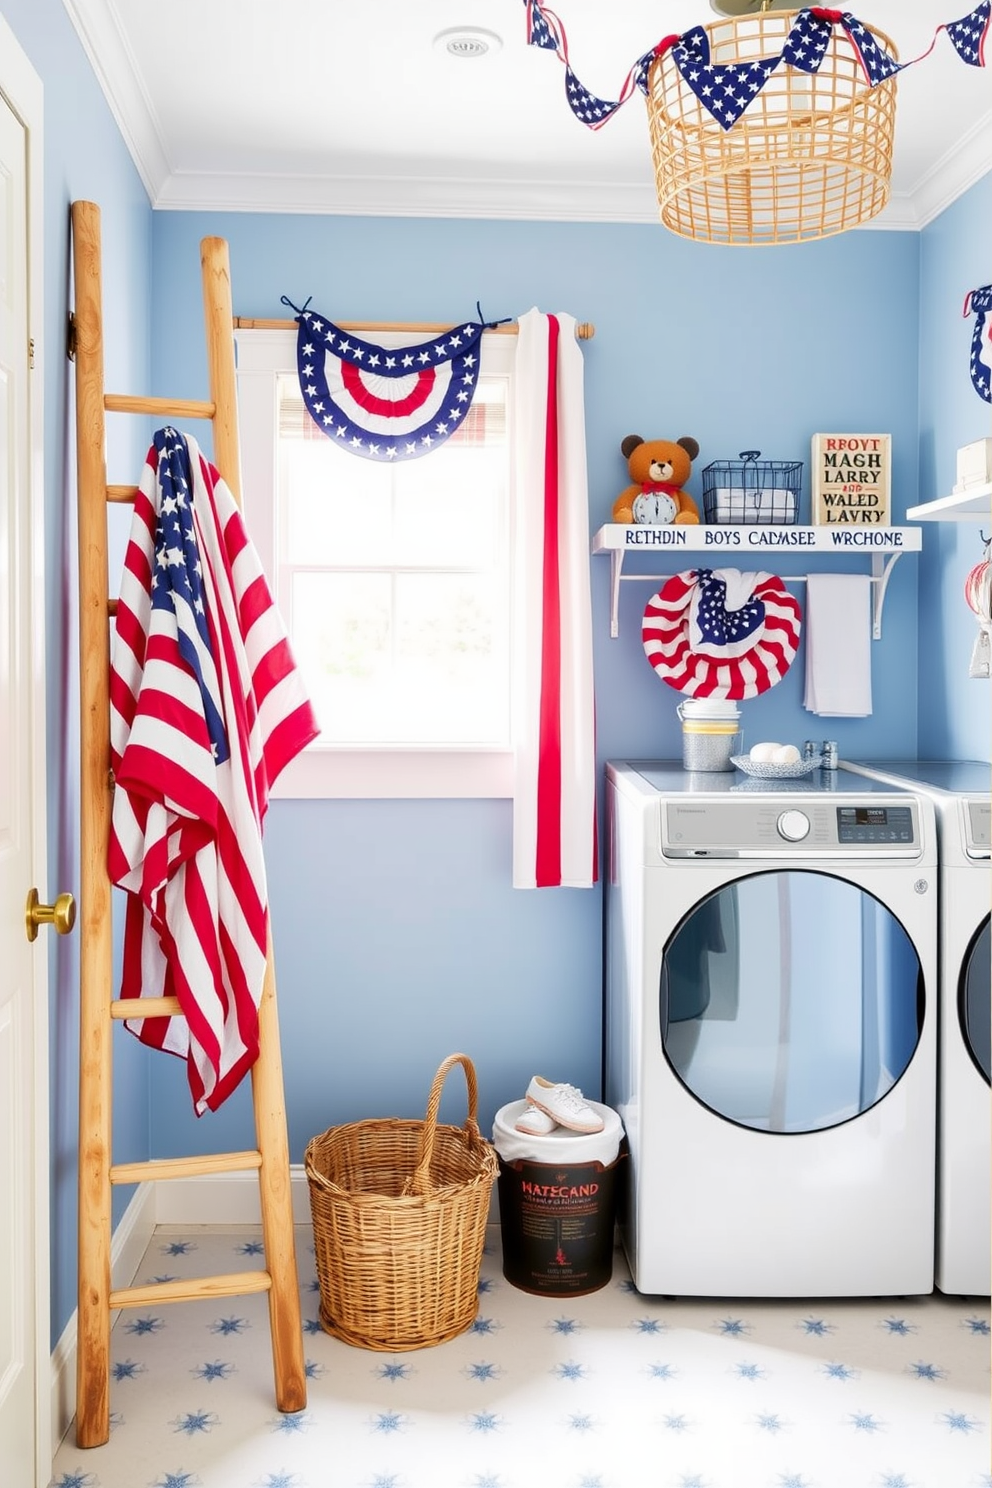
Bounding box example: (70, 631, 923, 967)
(802, 572, 873, 717)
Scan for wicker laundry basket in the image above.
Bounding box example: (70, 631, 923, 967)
(305, 1053, 499, 1351)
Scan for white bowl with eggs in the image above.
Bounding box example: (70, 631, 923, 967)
(730, 742, 823, 779)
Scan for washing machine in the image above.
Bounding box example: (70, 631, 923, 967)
(843, 760, 990, 1297)
(605, 760, 937, 1298)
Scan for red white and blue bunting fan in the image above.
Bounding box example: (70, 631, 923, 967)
(963, 284, 992, 403)
(524, 2, 989, 133)
(286, 300, 502, 462)
(642, 568, 802, 701)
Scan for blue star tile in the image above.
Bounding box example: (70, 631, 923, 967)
(125, 1315, 165, 1336)
(941, 1410, 979, 1432)
(716, 1317, 749, 1337)
(822, 1362, 857, 1381)
(273, 1411, 310, 1434)
(172, 1410, 218, 1436)
(908, 1361, 946, 1381)
(210, 1316, 249, 1336)
(371, 1411, 407, 1434)
(848, 1411, 883, 1432)
(467, 1411, 502, 1433)
(549, 1316, 582, 1335)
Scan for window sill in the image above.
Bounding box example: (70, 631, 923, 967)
(270, 746, 514, 800)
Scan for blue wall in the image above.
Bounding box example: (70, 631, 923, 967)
(146, 210, 927, 1173)
(917, 173, 992, 757)
(2, 0, 989, 1347)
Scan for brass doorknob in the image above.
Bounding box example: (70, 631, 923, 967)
(25, 888, 76, 942)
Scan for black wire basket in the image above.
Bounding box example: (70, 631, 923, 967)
(701, 450, 803, 525)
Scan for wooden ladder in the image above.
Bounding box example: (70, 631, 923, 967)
(70, 198, 307, 1448)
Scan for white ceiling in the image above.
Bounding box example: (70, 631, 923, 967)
(65, 0, 992, 229)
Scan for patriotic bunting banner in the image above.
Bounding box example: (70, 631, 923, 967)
(963, 284, 992, 404)
(292, 306, 489, 461)
(525, 1, 989, 134)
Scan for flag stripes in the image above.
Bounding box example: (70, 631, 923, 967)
(109, 430, 318, 1113)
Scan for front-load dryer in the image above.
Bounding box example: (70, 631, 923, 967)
(605, 761, 937, 1298)
(844, 760, 990, 1297)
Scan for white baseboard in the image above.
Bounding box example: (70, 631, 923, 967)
(152, 1162, 312, 1226)
(50, 1181, 157, 1455)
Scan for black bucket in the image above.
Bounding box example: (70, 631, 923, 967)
(497, 1153, 622, 1297)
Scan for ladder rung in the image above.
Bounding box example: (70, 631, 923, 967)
(105, 393, 215, 419)
(110, 996, 182, 1020)
(107, 484, 138, 503)
(110, 1150, 263, 1185)
(110, 1270, 272, 1310)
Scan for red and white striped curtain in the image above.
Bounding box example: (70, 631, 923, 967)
(511, 309, 597, 889)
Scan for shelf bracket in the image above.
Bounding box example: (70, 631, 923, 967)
(870, 551, 901, 641)
(609, 549, 623, 639)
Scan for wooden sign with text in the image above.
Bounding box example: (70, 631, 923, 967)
(811, 433, 891, 526)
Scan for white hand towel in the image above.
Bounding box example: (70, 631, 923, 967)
(802, 573, 873, 717)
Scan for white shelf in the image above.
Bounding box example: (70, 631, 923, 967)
(592, 524, 922, 642)
(906, 483, 992, 521)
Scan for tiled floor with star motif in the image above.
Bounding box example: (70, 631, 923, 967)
(50, 1225, 991, 1488)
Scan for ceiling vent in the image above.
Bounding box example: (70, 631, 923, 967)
(434, 27, 502, 60)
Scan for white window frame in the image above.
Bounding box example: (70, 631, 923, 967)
(236, 328, 515, 799)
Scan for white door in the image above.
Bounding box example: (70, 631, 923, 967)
(0, 31, 51, 1488)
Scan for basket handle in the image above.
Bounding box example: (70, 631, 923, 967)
(404, 1053, 482, 1198)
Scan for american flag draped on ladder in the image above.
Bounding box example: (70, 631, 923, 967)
(109, 429, 319, 1114)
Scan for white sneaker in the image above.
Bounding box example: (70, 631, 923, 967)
(514, 1104, 559, 1136)
(525, 1076, 604, 1134)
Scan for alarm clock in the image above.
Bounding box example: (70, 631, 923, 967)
(632, 489, 679, 525)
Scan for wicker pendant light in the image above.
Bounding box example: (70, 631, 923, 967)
(646, 4, 898, 245)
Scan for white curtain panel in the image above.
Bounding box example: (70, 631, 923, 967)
(511, 309, 597, 889)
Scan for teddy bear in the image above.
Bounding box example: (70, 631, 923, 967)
(612, 434, 701, 525)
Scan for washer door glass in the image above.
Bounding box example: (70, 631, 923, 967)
(960, 916, 991, 1084)
(659, 870, 924, 1133)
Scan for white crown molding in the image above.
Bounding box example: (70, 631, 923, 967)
(153, 168, 924, 233)
(153, 168, 666, 223)
(910, 109, 992, 229)
(61, 0, 170, 201)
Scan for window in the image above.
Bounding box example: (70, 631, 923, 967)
(236, 329, 515, 798)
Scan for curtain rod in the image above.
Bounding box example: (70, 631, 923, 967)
(232, 316, 595, 339)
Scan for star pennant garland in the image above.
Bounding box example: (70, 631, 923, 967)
(292, 309, 488, 462)
(524, 1, 989, 134)
(671, 26, 781, 132)
(945, 0, 990, 62)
